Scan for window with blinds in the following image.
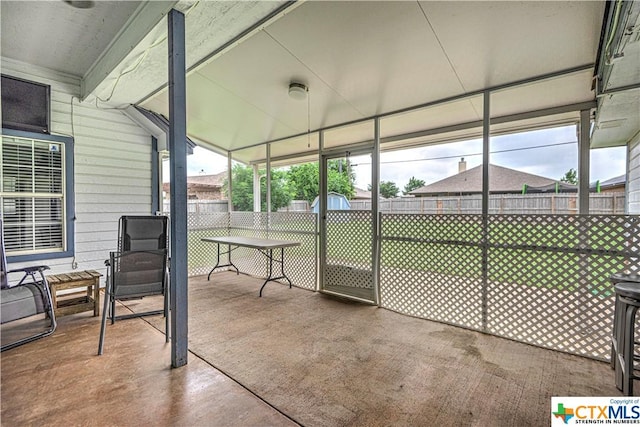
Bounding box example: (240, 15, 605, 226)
(1, 135, 65, 255)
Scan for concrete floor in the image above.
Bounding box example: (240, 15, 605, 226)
(1, 305, 296, 426)
(1, 272, 623, 426)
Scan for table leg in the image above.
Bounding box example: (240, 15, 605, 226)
(259, 247, 293, 297)
(259, 249, 274, 297)
(280, 247, 292, 289)
(207, 243, 240, 280)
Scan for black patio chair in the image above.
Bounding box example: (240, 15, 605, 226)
(0, 219, 57, 352)
(98, 215, 170, 355)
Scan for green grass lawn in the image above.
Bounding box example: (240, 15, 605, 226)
(187, 215, 636, 296)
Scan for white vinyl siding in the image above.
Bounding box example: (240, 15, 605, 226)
(1, 57, 153, 275)
(0, 136, 65, 254)
(629, 132, 640, 214)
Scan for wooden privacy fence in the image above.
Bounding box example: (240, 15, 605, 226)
(163, 193, 625, 215)
(163, 200, 228, 213)
(350, 193, 626, 215)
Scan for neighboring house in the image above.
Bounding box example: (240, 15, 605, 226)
(163, 172, 226, 200)
(410, 162, 576, 197)
(353, 187, 372, 200)
(591, 174, 626, 193)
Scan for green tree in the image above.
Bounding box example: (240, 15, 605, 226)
(560, 168, 578, 185)
(328, 159, 356, 199)
(287, 160, 355, 203)
(223, 164, 293, 212)
(403, 176, 425, 195)
(287, 163, 319, 203)
(369, 181, 399, 198)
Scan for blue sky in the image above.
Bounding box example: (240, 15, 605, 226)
(172, 125, 627, 191)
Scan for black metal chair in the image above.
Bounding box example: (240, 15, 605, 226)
(611, 274, 640, 396)
(98, 216, 170, 355)
(0, 219, 57, 352)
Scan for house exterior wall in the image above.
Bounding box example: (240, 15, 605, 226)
(629, 131, 640, 214)
(2, 58, 153, 276)
(598, 185, 625, 194)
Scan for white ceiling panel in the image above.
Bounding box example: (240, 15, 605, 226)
(141, 30, 364, 152)
(4, 1, 610, 164)
(324, 121, 375, 150)
(489, 70, 595, 117)
(191, 31, 361, 133)
(269, 133, 320, 162)
(419, 1, 604, 91)
(265, 1, 465, 117)
(381, 97, 483, 140)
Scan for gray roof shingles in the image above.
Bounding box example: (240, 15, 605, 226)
(409, 164, 574, 195)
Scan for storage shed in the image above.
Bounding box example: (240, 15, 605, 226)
(311, 192, 351, 214)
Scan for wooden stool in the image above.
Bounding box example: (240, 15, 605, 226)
(47, 270, 102, 317)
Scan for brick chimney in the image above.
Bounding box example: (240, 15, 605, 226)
(458, 157, 467, 173)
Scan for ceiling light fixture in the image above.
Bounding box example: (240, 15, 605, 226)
(63, 0, 96, 9)
(288, 82, 308, 100)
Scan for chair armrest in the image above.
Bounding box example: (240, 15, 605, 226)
(4, 265, 50, 288)
(7, 265, 50, 275)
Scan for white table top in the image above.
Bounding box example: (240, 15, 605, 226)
(201, 236, 301, 250)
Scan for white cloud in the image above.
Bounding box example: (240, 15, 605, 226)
(164, 126, 627, 187)
(162, 147, 228, 182)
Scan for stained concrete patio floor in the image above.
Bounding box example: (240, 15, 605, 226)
(1, 272, 624, 426)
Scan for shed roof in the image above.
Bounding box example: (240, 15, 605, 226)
(310, 192, 350, 208)
(409, 164, 575, 196)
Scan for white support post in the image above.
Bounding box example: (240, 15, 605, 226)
(578, 109, 591, 215)
(253, 164, 261, 212)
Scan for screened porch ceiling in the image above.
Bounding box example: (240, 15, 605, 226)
(138, 0, 604, 165)
(4, 1, 637, 166)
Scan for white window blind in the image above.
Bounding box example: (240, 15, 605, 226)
(1, 135, 65, 255)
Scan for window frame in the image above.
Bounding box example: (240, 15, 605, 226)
(1, 128, 75, 262)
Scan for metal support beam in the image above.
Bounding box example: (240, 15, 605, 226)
(372, 118, 381, 306)
(597, 82, 640, 97)
(151, 136, 160, 214)
(482, 91, 490, 217)
(481, 90, 490, 333)
(246, 99, 597, 166)
(266, 144, 271, 213)
(227, 152, 233, 212)
(318, 131, 326, 292)
(168, 9, 188, 368)
(578, 109, 591, 214)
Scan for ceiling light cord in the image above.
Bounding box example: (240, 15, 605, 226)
(307, 89, 311, 148)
